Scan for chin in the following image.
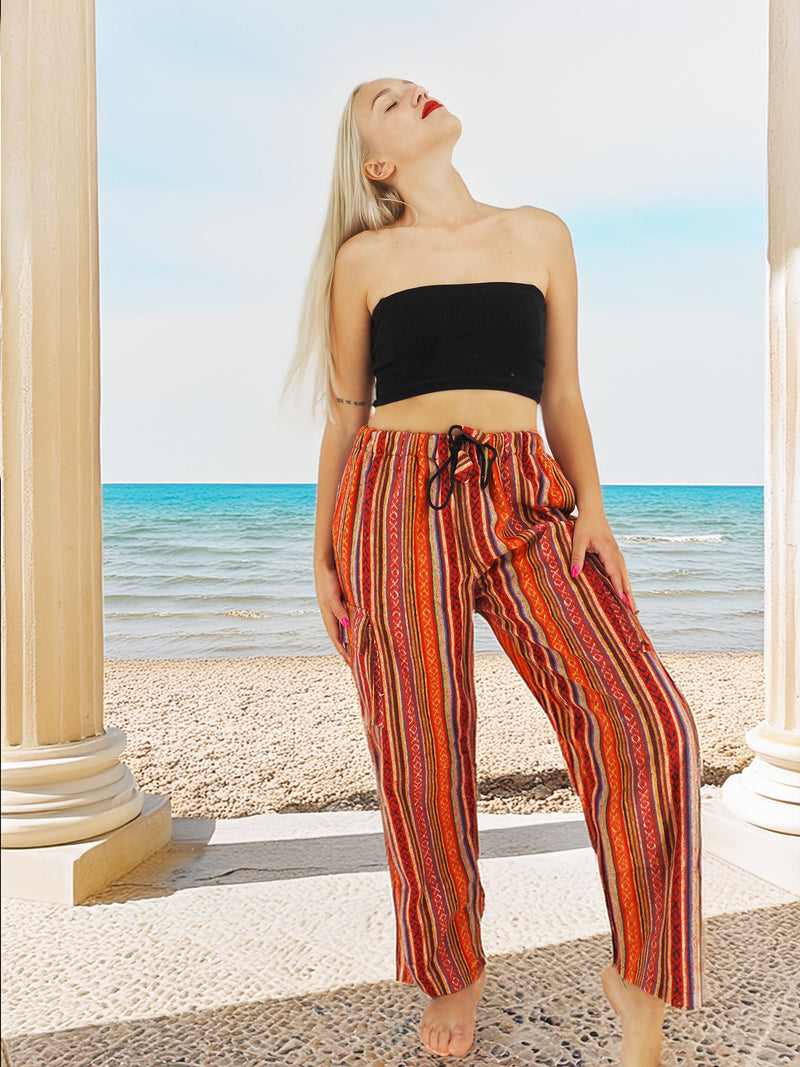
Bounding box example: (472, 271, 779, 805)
(447, 114, 463, 143)
(427, 109, 460, 141)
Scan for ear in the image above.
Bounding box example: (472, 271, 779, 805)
(364, 159, 396, 182)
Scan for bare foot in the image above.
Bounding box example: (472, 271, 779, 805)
(601, 962, 665, 1066)
(419, 964, 487, 1058)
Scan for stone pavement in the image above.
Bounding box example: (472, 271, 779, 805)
(2, 790, 799, 1066)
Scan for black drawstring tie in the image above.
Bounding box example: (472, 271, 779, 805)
(427, 424, 499, 510)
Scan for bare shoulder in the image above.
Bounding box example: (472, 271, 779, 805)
(331, 230, 374, 315)
(511, 204, 573, 247)
(334, 228, 379, 276)
(333, 227, 391, 299)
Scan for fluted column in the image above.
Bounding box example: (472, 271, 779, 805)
(721, 0, 800, 837)
(1, 0, 146, 848)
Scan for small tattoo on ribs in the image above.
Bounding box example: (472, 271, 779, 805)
(335, 396, 367, 406)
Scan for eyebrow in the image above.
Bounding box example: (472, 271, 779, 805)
(370, 81, 412, 111)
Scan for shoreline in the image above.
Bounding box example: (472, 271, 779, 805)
(103, 651, 764, 820)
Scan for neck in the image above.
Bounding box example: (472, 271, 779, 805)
(392, 160, 481, 229)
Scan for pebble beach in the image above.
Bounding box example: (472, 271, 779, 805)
(104, 650, 765, 818)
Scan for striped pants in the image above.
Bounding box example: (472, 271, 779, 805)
(331, 423, 705, 1010)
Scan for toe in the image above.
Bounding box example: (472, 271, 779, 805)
(433, 1025, 451, 1055)
(448, 1024, 472, 1056)
(419, 1022, 434, 1054)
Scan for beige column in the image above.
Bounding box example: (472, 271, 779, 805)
(1, 0, 170, 901)
(704, 0, 800, 894)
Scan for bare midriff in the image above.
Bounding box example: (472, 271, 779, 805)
(366, 389, 540, 435)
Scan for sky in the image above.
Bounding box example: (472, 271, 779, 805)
(95, 0, 770, 485)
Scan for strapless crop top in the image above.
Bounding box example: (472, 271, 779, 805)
(370, 281, 546, 407)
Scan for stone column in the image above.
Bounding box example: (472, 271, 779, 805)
(705, 0, 800, 894)
(1, 0, 170, 901)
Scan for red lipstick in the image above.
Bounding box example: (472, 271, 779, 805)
(422, 100, 443, 118)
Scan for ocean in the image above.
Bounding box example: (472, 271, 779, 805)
(101, 483, 763, 659)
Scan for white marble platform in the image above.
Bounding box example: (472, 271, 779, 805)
(2, 795, 798, 1066)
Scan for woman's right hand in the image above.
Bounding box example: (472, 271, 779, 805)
(315, 559, 352, 665)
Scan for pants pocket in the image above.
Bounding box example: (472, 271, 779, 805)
(534, 442, 577, 515)
(331, 457, 356, 556)
(582, 551, 653, 654)
(345, 604, 385, 741)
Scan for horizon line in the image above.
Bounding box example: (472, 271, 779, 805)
(100, 480, 766, 488)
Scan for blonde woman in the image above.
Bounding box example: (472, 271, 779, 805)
(282, 77, 704, 1064)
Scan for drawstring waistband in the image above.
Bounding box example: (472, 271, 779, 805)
(427, 424, 499, 510)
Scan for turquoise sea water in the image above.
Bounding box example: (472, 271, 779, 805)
(101, 483, 763, 659)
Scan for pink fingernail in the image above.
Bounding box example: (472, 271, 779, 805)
(341, 617, 350, 628)
(571, 566, 580, 578)
(621, 592, 628, 604)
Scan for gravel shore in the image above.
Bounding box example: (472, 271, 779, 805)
(103, 651, 764, 819)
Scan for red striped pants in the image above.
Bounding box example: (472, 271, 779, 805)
(331, 423, 705, 1009)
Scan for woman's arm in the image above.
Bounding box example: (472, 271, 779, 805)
(537, 211, 638, 610)
(313, 237, 374, 661)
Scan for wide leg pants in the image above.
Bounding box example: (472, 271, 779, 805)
(331, 423, 705, 1010)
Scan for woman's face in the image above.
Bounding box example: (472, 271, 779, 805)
(353, 78, 460, 180)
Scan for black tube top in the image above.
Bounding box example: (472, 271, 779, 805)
(370, 281, 546, 407)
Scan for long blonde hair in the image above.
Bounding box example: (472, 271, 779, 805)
(279, 80, 417, 424)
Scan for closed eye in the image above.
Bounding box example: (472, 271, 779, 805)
(386, 101, 397, 111)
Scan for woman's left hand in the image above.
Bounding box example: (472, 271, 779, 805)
(569, 508, 638, 612)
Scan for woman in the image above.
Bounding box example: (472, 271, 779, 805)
(282, 77, 705, 1064)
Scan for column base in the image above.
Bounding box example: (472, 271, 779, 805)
(0, 792, 172, 905)
(1, 727, 149, 847)
(701, 793, 800, 896)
